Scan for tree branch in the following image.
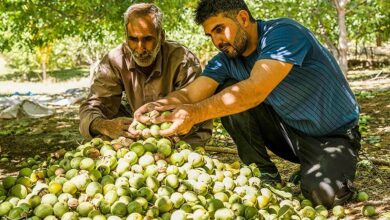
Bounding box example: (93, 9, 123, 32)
(205, 146, 238, 154)
(314, 1, 339, 56)
(370, 158, 390, 167)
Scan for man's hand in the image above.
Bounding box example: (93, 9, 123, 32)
(133, 101, 164, 125)
(127, 120, 144, 139)
(90, 117, 136, 139)
(152, 104, 201, 137)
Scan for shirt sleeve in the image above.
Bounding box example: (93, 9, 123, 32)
(174, 50, 202, 89)
(79, 55, 124, 139)
(201, 53, 230, 85)
(173, 49, 212, 144)
(257, 23, 311, 66)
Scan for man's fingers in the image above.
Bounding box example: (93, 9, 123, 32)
(159, 121, 180, 137)
(146, 104, 158, 112)
(148, 105, 176, 124)
(154, 104, 176, 112)
(120, 121, 133, 129)
(151, 114, 172, 124)
(126, 127, 141, 139)
(134, 105, 151, 120)
(138, 115, 152, 124)
(128, 129, 140, 136)
(128, 126, 141, 135)
(133, 111, 143, 120)
(123, 131, 139, 139)
(120, 118, 133, 124)
(122, 125, 131, 131)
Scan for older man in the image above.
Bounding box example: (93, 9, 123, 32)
(79, 3, 211, 146)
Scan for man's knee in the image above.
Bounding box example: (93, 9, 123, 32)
(220, 111, 252, 132)
(301, 180, 336, 208)
(220, 113, 243, 123)
(180, 120, 213, 146)
(301, 178, 354, 209)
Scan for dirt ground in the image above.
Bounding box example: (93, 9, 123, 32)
(0, 69, 389, 219)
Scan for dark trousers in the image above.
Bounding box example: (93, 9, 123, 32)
(218, 81, 361, 208)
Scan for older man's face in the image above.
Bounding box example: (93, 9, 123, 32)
(127, 14, 161, 67)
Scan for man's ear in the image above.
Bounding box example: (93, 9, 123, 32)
(236, 10, 250, 27)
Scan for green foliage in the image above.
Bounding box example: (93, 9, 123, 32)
(253, 0, 389, 46)
(0, 0, 389, 80)
(247, 1, 337, 48)
(2, 31, 119, 79)
(164, 8, 216, 65)
(49, 31, 119, 70)
(46, 68, 89, 81)
(0, 0, 131, 50)
(0, 0, 131, 79)
(3, 43, 38, 76)
(348, 0, 390, 45)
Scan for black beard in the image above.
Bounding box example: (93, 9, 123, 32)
(222, 26, 248, 58)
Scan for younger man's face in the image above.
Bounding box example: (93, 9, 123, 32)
(202, 14, 248, 58)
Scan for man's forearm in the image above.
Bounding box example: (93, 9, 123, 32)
(158, 89, 191, 105)
(192, 60, 292, 124)
(194, 79, 265, 123)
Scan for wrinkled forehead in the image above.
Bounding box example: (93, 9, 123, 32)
(127, 14, 158, 36)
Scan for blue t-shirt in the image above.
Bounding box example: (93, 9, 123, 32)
(202, 18, 359, 136)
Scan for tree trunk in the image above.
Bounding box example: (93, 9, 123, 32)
(333, 0, 349, 76)
(38, 46, 51, 81)
(376, 33, 382, 47)
(314, 2, 339, 61)
(317, 20, 339, 59)
(41, 59, 47, 81)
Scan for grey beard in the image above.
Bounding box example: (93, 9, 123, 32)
(131, 41, 161, 67)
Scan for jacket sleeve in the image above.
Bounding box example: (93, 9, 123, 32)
(79, 55, 124, 139)
(174, 50, 202, 90)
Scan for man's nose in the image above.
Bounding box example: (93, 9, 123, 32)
(137, 41, 146, 52)
(213, 35, 224, 48)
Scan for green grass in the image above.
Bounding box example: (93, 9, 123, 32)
(47, 68, 89, 81)
(348, 66, 389, 81)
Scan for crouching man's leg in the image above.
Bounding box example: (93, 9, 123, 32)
(179, 120, 213, 147)
(220, 105, 279, 174)
(216, 80, 300, 179)
(296, 126, 361, 208)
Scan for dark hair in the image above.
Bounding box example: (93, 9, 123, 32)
(195, 0, 255, 25)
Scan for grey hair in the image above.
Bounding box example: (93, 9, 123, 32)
(124, 3, 164, 35)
